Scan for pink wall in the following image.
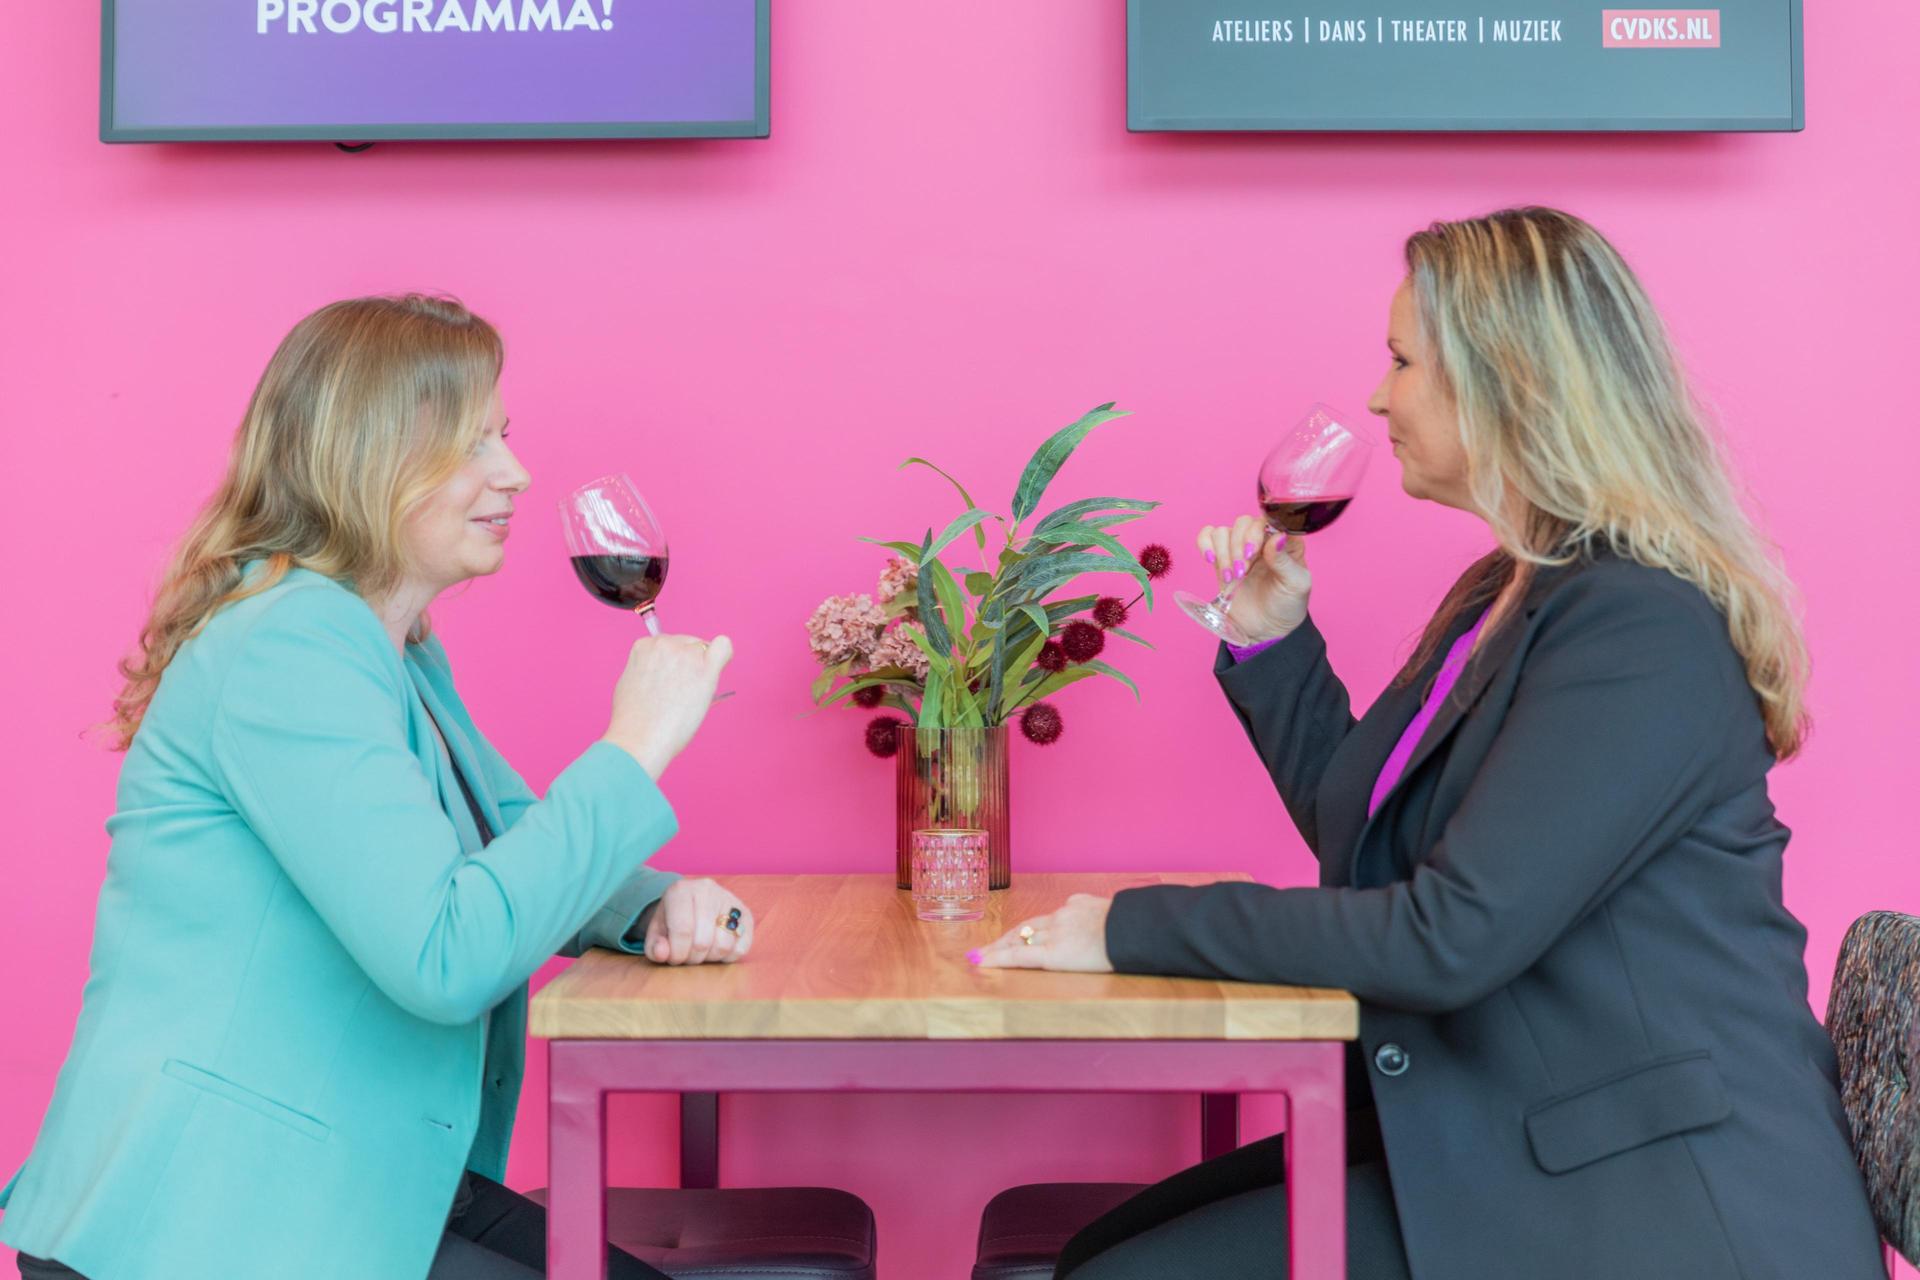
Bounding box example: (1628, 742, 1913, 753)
(4, 2, 1916, 1276)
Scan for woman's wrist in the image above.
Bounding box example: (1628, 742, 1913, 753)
(1228, 615, 1303, 658)
(601, 735, 670, 784)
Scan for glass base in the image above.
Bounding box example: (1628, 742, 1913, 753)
(1174, 588, 1254, 648)
(913, 900, 987, 923)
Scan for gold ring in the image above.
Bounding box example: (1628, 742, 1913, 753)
(1018, 925, 1036, 946)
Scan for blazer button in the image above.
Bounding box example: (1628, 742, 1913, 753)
(1374, 1044, 1410, 1077)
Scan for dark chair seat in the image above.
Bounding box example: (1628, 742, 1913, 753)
(972, 1182, 1145, 1280)
(525, 1186, 876, 1280)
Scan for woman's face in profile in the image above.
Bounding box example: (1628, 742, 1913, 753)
(404, 389, 530, 592)
(1369, 280, 1472, 512)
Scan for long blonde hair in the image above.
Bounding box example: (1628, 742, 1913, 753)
(1397, 207, 1810, 759)
(107, 294, 504, 751)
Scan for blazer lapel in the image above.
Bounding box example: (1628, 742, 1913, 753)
(404, 661, 504, 846)
(1343, 553, 1594, 884)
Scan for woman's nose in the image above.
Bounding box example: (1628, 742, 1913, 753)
(1367, 376, 1391, 417)
(498, 458, 531, 494)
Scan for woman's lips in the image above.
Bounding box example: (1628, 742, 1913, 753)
(473, 516, 510, 540)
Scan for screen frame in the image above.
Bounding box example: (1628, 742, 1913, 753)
(100, 0, 771, 142)
(1125, 0, 1803, 133)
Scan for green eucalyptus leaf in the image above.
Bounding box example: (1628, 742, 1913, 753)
(1107, 626, 1155, 650)
(1031, 496, 1158, 531)
(1037, 525, 1142, 569)
(1015, 604, 1052, 638)
(922, 509, 993, 565)
(900, 457, 990, 551)
(995, 632, 1053, 716)
(1001, 550, 1148, 602)
(915, 537, 953, 654)
(859, 537, 926, 560)
(1010, 403, 1132, 525)
(963, 571, 995, 596)
(820, 672, 923, 709)
(1086, 659, 1142, 701)
(1017, 665, 1099, 705)
(924, 557, 971, 649)
(906, 623, 943, 664)
(919, 665, 947, 729)
(810, 658, 854, 702)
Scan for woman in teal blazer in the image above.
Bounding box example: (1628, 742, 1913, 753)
(0, 295, 741, 1280)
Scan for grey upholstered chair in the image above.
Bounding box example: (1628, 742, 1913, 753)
(1827, 910, 1920, 1278)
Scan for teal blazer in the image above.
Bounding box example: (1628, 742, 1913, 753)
(0, 564, 680, 1279)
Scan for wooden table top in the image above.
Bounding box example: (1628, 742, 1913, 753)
(531, 873, 1358, 1041)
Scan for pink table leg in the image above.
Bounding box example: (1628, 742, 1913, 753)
(1285, 1042, 1347, 1278)
(547, 1040, 608, 1280)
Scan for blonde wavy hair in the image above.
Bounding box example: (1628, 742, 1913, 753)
(106, 294, 504, 751)
(1397, 207, 1810, 759)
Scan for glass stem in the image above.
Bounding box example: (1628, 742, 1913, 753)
(1211, 576, 1242, 618)
(638, 606, 662, 637)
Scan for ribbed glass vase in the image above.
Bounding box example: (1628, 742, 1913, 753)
(895, 725, 1011, 891)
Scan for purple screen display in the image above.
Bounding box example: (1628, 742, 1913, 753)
(111, 0, 760, 131)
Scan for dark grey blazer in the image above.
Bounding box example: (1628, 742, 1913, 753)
(1106, 548, 1884, 1279)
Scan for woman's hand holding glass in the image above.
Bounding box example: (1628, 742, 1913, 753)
(1195, 517, 1315, 645)
(643, 878, 754, 966)
(601, 633, 734, 783)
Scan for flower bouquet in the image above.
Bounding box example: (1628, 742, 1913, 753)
(804, 402, 1173, 887)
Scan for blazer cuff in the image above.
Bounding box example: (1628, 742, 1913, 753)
(1104, 883, 1206, 977)
(1215, 616, 1328, 706)
(559, 743, 681, 957)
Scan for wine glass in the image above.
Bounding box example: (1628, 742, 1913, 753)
(1175, 403, 1374, 647)
(560, 474, 672, 634)
(560, 474, 735, 700)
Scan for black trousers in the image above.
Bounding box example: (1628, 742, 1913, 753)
(1055, 1111, 1413, 1279)
(15, 1171, 672, 1280)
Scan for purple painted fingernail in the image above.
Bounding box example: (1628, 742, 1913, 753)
(1244, 542, 1256, 559)
(966, 949, 983, 965)
(1204, 549, 1216, 565)
(1234, 558, 1248, 578)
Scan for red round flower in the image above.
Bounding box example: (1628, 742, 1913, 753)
(864, 715, 905, 759)
(1020, 702, 1064, 746)
(1138, 544, 1173, 579)
(851, 683, 886, 708)
(1092, 596, 1130, 629)
(1035, 640, 1069, 673)
(1061, 620, 1106, 664)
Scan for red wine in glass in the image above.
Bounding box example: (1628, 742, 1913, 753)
(570, 554, 669, 612)
(1175, 403, 1374, 647)
(1259, 495, 1352, 536)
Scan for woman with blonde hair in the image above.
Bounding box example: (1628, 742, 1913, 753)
(1, 295, 745, 1279)
(978, 208, 1885, 1278)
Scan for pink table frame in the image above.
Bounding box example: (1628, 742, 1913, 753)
(546, 1038, 1347, 1279)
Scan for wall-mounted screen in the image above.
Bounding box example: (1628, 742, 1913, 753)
(102, 0, 770, 141)
(1128, 1, 1801, 132)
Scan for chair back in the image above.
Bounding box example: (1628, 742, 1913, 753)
(1828, 910, 1920, 1268)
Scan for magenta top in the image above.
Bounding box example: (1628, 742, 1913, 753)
(1367, 605, 1491, 818)
(1226, 602, 1493, 820)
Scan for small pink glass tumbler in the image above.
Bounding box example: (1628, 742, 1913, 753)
(909, 828, 990, 922)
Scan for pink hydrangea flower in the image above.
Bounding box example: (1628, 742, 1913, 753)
(806, 593, 888, 666)
(870, 621, 933, 680)
(876, 556, 920, 605)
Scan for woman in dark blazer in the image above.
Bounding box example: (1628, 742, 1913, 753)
(976, 208, 1885, 1278)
